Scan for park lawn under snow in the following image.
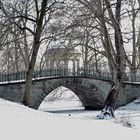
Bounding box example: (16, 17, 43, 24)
(0, 98, 140, 140)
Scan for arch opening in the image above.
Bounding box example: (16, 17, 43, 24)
(38, 86, 84, 113)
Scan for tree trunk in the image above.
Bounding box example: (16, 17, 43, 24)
(23, 36, 40, 106)
(23, 0, 48, 106)
(97, 0, 125, 119)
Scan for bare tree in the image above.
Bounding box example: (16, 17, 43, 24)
(0, 0, 31, 72)
(74, 0, 128, 118)
(124, 0, 140, 80)
(60, 2, 107, 72)
(0, 0, 65, 106)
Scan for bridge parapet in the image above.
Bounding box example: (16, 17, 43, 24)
(0, 68, 122, 83)
(0, 68, 140, 84)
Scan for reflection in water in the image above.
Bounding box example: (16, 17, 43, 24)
(47, 108, 85, 114)
(39, 100, 99, 120)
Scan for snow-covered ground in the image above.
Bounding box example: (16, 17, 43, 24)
(0, 98, 140, 140)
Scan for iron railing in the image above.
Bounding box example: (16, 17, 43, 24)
(0, 68, 139, 83)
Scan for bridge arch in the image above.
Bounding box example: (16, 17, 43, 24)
(32, 77, 107, 110)
(39, 86, 83, 110)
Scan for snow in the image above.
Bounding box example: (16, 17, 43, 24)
(0, 98, 140, 140)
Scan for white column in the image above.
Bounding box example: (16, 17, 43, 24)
(77, 59, 80, 70)
(65, 61, 68, 69)
(73, 60, 76, 75)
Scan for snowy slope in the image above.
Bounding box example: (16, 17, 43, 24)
(0, 98, 140, 140)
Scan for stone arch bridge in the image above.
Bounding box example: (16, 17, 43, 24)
(0, 69, 140, 110)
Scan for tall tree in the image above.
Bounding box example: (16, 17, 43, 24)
(75, 0, 127, 118)
(0, 0, 65, 106)
(100, 0, 126, 118)
(23, 0, 49, 106)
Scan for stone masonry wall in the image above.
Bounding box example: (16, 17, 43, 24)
(0, 77, 140, 110)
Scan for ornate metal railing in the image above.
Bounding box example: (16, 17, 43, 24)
(0, 68, 140, 83)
